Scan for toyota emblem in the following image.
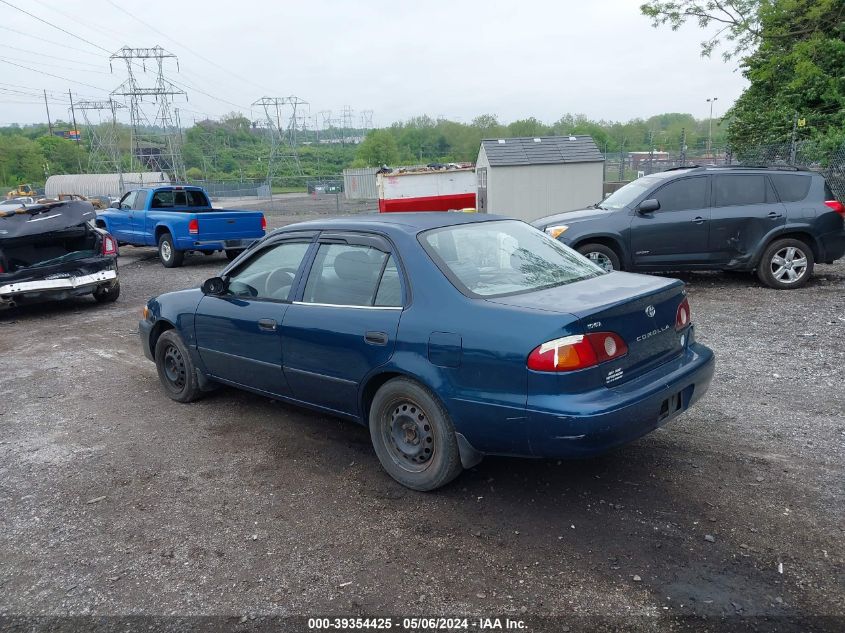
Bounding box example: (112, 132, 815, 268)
(645, 305, 656, 317)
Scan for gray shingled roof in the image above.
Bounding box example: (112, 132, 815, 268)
(481, 135, 603, 166)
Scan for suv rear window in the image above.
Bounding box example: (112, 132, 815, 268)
(770, 174, 811, 202)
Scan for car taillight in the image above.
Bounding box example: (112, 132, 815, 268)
(527, 332, 628, 372)
(260, 215, 267, 231)
(101, 233, 117, 256)
(188, 218, 199, 235)
(676, 297, 691, 331)
(824, 200, 845, 218)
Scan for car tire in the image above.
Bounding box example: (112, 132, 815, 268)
(154, 330, 204, 403)
(203, 250, 217, 256)
(577, 243, 621, 272)
(757, 238, 814, 289)
(369, 377, 463, 491)
(225, 249, 242, 262)
(92, 280, 120, 303)
(158, 233, 184, 268)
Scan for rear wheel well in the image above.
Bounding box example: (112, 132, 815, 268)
(148, 320, 175, 357)
(360, 371, 404, 425)
(154, 226, 171, 242)
(572, 237, 624, 265)
(760, 232, 818, 265)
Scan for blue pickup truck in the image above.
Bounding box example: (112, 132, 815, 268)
(96, 185, 266, 267)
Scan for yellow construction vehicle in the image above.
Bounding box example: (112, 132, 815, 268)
(6, 184, 36, 199)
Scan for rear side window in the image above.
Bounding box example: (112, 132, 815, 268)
(714, 175, 771, 207)
(653, 177, 708, 212)
(770, 174, 812, 202)
(303, 244, 397, 307)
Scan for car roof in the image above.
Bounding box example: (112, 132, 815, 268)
(273, 212, 513, 236)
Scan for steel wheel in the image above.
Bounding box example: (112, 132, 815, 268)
(770, 245, 808, 284)
(162, 343, 187, 389)
(585, 251, 614, 272)
(382, 399, 435, 473)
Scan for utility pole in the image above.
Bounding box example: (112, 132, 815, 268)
(68, 90, 83, 173)
(680, 128, 687, 167)
(706, 96, 718, 156)
(618, 139, 626, 181)
(789, 112, 799, 165)
(647, 130, 655, 174)
(43, 90, 53, 136)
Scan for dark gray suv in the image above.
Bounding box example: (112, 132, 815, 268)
(533, 166, 845, 289)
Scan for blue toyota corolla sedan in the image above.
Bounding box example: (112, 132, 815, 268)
(139, 213, 715, 490)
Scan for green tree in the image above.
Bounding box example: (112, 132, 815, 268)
(355, 129, 400, 167)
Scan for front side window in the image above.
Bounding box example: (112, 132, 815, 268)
(421, 220, 603, 298)
(226, 241, 310, 300)
(303, 243, 398, 307)
(653, 177, 708, 212)
(119, 191, 136, 210)
(132, 190, 149, 210)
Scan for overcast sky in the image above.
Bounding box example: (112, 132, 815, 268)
(0, 0, 748, 128)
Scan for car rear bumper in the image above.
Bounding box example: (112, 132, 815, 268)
(0, 265, 117, 309)
(524, 336, 715, 458)
(818, 229, 845, 262)
(175, 237, 260, 251)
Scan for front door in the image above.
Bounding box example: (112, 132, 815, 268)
(282, 234, 405, 416)
(708, 174, 786, 265)
(109, 191, 136, 242)
(129, 190, 150, 244)
(194, 239, 314, 396)
(630, 175, 711, 269)
(477, 168, 487, 213)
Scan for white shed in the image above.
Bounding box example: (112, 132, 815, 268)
(475, 136, 604, 222)
(44, 172, 170, 198)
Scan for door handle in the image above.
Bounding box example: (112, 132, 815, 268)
(364, 331, 388, 346)
(767, 211, 783, 219)
(258, 318, 277, 331)
(691, 216, 707, 224)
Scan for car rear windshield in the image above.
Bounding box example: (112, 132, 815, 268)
(420, 219, 604, 298)
(151, 189, 209, 209)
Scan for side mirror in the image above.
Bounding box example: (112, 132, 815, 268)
(201, 276, 227, 295)
(638, 199, 660, 214)
(110, 201, 120, 209)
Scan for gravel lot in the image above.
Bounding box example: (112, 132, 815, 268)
(1, 215, 843, 631)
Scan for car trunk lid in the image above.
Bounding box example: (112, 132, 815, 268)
(488, 271, 687, 384)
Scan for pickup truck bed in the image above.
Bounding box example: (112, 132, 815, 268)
(96, 186, 266, 267)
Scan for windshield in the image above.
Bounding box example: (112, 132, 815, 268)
(601, 174, 667, 210)
(420, 220, 605, 298)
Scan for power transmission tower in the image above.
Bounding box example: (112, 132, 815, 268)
(319, 111, 334, 144)
(252, 97, 306, 189)
(76, 98, 126, 181)
(360, 110, 373, 132)
(341, 105, 354, 145)
(110, 45, 187, 182)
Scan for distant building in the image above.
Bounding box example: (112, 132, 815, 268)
(475, 136, 604, 221)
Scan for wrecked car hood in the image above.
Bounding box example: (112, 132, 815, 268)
(0, 200, 96, 239)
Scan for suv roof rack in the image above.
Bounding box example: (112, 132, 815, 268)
(706, 164, 809, 172)
(662, 165, 701, 171)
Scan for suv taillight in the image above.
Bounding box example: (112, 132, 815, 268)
(188, 218, 199, 235)
(676, 297, 691, 331)
(527, 332, 628, 372)
(824, 200, 845, 218)
(101, 233, 117, 256)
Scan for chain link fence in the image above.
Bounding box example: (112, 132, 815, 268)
(604, 141, 845, 200)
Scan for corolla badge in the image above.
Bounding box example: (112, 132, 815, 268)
(645, 305, 656, 318)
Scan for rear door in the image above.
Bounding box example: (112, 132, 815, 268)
(629, 176, 711, 268)
(194, 236, 315, 396)
(281, 233, 405, 416)
(708, 174, 785, 265)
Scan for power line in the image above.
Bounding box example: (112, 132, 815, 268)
(0, 0, 112, 54)
(0, 43, 110, 68)
(0, 53, 111, 74)
(105, 0, 271, 95)
(0, 58, 108, 92)
(0, 25, 103, 57)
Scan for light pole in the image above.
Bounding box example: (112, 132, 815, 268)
(706, 97, 718, 156)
